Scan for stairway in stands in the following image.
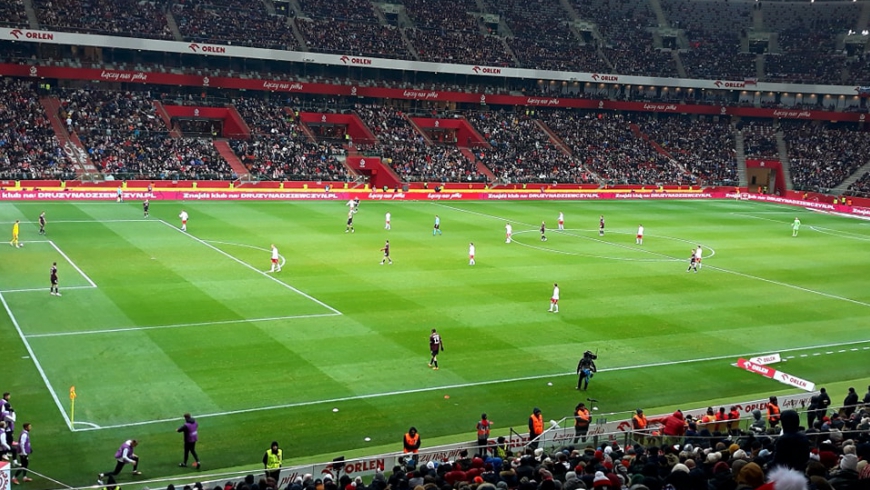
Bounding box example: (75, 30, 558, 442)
(39, 96, 101, 178)
(212, 140, 249, 179)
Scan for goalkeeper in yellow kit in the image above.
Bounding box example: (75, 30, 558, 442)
(10, 220, 20, 248)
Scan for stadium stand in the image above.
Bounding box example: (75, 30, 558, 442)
(55, 88, 233, 180)
(535, 110, 685, 185)
(296, 20, 409, 59)
(0, 0, 26, 28)
(634, 115, 737, 186)
(467, 110, 591, 184)
(355, 105, 484, 182)
(33, 0, 174, 39)
(846, 171, 870, 198)
(229, 97, 350, 182)
(741, 122, 780, 161)
(172, 0, 298, 50)
(784, 122, 870, 194)
(0, 79, 75, 180)
(406, 29, 514, 66)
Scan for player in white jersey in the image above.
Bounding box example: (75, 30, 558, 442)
(636, 224, 644, 245)
(558, 212, 564, 230)
(270, 244, 281, 273)
(548, 283, 560, 313)
(694, 246, 703, 269)
(385, 212, 391, 230)
(179, 210, 189, 232)
(505, 223, 512, 243)
(468, 242, 475, 266)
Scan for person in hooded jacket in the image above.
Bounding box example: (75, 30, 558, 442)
(843, 388, 859, 418)
(749, 410, 767, 434)
(662, 410, 687, 444)
(773, 409, 809, 471)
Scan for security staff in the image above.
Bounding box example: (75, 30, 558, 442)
(263, 441, 282, 482)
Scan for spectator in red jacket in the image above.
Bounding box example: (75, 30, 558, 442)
(662, 410, 687, 444)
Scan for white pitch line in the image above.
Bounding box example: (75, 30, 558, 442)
(0, 219, 150, 224)
(26, 312, 341, 338)
(0, 285, 96, 294)
(72, 337, 870, 432)
(0, 292, 73, 430)
(437, 203, 870, 310)
(204, 240, 286, 270)
(157, 220, 342, 315)
(48, 240, 96, 288)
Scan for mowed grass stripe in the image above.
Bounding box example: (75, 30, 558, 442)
(2, 200, 870, 486)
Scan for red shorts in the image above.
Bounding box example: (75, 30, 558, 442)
(271, 258, 279, 264)
(182, 220, 188, 225)
(558, 220, 564, 225)
(469, 254, 474, 259)
(636, 234, 642, 239)
(551, 298, 558, 304)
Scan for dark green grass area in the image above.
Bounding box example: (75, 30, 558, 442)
(1, 199, 868, 487)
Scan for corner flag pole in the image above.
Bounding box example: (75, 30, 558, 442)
(69, 386, 76, 426)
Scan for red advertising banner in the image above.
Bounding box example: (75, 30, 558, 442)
(735, 358, 815, 391)
(1, 63, 866, 122)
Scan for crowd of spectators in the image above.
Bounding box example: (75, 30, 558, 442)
(846, 171, 870, 198)
(203, 394, 870, 490)
(297, 0, 376, 22)
(401, 0, 479, 32)
(408, 30, 514, 67)
(356, 105, 484, 182)
(764, 28, 844, 84)
(229, 97, 349, 182)
(784, 122, 870, 194)
(173, 0, 298, 50)
(297, 20, 409, 59)
(511, 39, 609, 73)
(535, 110, 686, 185)
(741, 123, 780, 161)
(0, 0, 26, 28)
(0, 80, 74, 180)
(467, 110, 591, 184)
(56, 88, 233, 180)
(681, 35, 756, 81)
(34, 0, 173, 39)
(635, 115, 737, 186)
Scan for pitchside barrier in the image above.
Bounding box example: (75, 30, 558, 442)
(1, 188, 868, 218)
(27, 392, 866, 490)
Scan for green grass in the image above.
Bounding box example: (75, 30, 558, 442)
(1, 199, 868, 488)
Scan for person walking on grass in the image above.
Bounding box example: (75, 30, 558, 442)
(99, 439, 141, 482)
(792, 217, 801, 237)
(177, 413, 200, 469)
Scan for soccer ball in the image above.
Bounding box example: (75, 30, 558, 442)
(19, 243, 23, 247)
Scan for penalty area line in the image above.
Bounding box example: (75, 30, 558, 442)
(73, 337, 870, 432)
(157, 220, 341, 315)
(25, 312, 341, 338)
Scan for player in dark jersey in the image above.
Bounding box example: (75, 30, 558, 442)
(540, 221, 547, 241)
(599, 215, 605, 236)
(686, 250, 698, 273)
(345, 212, 354, 233)
(428, 328, 444, 370)
(143, 199, 150, 218)
(38, 212, 46, 235)
(380, 240, 393, 265)
(50, 262, 60, 296)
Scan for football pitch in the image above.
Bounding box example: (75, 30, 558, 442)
(1, 199, 869, 487)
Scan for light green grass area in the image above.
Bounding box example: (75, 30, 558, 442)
(1, 200, 868, 488)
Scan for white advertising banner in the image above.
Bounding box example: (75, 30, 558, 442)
(0, 28, 862, 96)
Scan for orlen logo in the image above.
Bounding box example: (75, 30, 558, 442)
(714, 80, 745, 88)
(340, 55, 372, 65)
(472, 66, 501, 74)
(591, 73, 617, 82)
(10, 29, 54, 40)
(188, 43, 226, 54)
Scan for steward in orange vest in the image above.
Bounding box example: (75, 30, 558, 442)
(528, 408, 543, 449)
(403, 427, 420, 453)
(573, 403, 591, 444)
(767, 397, 781, 428)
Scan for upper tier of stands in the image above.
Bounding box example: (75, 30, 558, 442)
(5, 0, 866, 86)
